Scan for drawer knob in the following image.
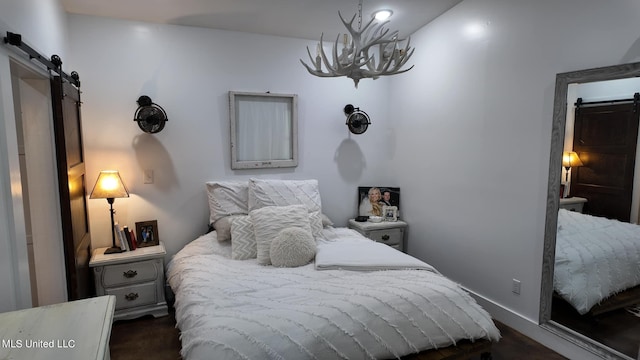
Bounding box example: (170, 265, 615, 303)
(125, 293, 139, 301)
(123, 270, 138, 278)
(381, 234, 390, 241)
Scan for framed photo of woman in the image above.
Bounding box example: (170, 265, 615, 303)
(357, 186, 400, 217)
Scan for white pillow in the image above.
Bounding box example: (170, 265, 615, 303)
(321, 213, 334, 227)
(206, 181, 249, 225)
(270, 227, 316, 267)
(248, 178, 322, 213)
(250, 205, 312, 265)
(248, 178, 324, 239)
(213, 215, 244, 242)
(230, 216, 257, 260)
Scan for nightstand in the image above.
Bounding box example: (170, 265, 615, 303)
(348, 219, 407, 252)
(90, 242, 168, 321)
(559, 197, 587, 213)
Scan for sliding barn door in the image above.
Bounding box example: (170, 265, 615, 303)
(572, 102, 639, 222)
(50, 76, 92, 300)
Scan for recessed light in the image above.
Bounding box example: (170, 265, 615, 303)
(373, 9, 393, 21)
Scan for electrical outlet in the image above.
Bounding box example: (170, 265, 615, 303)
(143, 169, 154, 184)
(512, 279, 521, 295)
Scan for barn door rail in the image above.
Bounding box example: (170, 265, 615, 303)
(3, 31, 80, 88)
(575, 92, 639, 111)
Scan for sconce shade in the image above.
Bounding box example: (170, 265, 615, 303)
(562, 151, 584, 168)
(90, 171, 129, 199)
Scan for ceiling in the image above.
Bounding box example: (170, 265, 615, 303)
(60, 0, 463, 41)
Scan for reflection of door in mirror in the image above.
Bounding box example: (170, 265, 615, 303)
(570, 91, 640, 222)
(541, 63, 640, 360)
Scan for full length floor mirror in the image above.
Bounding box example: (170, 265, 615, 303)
(540, 62, 640, 360)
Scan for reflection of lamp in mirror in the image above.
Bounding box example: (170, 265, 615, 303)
(562, 151, 583, 197)
(90, 170, 129, 254)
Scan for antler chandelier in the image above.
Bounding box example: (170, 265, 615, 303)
(300, 0, 414, 88)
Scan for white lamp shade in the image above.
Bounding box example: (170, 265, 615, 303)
(90, 170, 129, 199)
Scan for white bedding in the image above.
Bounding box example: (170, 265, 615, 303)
(555, 209, 640, 314)
(315, 228, 436, 272)
(167, 228, 500, 360)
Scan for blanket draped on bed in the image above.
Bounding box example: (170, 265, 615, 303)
(168, 228, 500, 360)
(315, 230, 436, 272)
(555, 209, 640, 314)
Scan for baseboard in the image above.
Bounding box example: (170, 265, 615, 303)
(466, 289, 604, 360)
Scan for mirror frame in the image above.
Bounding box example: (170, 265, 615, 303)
(229, 91, 298, 170)
(540, 61, 640, 360)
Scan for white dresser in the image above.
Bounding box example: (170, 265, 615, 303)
(90, 243, 168, 321)
(348, 219, 408, 252)
(0, 296, 115, 360)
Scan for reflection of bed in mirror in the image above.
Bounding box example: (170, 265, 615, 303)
(541, 61, 640, 360)
(553, 209, 640, 315)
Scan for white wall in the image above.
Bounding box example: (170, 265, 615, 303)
(66, 15, 395, 259)
(0, 0, 68, 311)
(389, 0, 640, 357)
(0, 0, 68, 59)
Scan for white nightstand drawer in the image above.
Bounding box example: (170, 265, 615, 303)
(107, 282, 157, 310)
(559, 197, 587, 213)
(368, 228, 402, 246)
(102, 259, 159, 287)
(348, 219, 407, 252)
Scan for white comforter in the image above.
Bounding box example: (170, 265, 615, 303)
(167, 228, 500, 360)
(555, 209, 640, 314)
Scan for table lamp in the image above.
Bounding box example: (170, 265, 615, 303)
(90, 170, 130, 254)
(562, 151, 583, 197)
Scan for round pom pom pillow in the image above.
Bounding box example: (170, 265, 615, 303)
(270, 227, 316, 267)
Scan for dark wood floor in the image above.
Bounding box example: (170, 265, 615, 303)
(552, 296, 640, 358)
(109, 308, 567, 360)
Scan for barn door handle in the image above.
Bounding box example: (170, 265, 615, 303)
(125, 293, 139, 301)
(123, 270, 138, 278)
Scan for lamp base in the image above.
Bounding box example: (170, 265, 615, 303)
(104, 246, 123, 254)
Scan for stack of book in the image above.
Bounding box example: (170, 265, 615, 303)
(114, 222, 138, 251)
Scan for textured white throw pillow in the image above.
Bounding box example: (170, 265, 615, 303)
(250, 204, 312, 265)
(230, 216, 257, 260)
(206, 181, 249, 225)
(270, 227, 316, 267)
(248, 179, 324, 239)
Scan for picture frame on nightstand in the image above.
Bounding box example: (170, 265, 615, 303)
(382, 205, 398, 221)
(135, 220, 160, 247)
(358, 186, 400, 217)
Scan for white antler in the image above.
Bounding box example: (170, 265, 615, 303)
(300, 11, 414, 88)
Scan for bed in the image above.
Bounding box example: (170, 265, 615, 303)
(167, 179, 500, 359)
(554, 208, 640, 315)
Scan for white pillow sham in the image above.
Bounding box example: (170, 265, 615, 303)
(250, 204, 313, 265)
(206, 181, 249, 225)
(248, 178, 322, 213)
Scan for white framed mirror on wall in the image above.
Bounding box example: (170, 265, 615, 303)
(229, 91, 298, 170)
(541, 61, 640, 360)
